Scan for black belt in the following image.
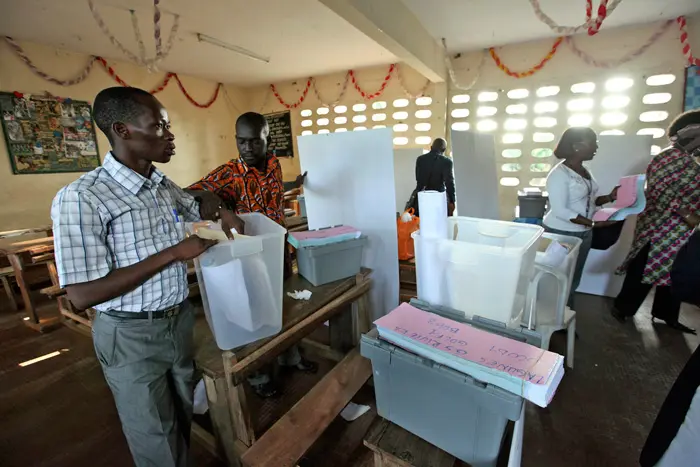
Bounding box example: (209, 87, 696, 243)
(102, 304, 181, 320)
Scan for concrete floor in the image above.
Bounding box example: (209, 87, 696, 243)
(0, 291, 698, 467)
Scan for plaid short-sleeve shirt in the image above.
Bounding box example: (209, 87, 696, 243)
(51, 152, 201, 312)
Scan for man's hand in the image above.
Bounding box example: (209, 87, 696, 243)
(294, 171, 308, 189)
(220, 208, 245, 236)
(171, 236, 218, 261)
(195, 190, 225, 221)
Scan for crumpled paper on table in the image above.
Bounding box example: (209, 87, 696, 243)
(287, 289, 312, 300)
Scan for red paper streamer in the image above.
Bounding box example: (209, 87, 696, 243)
(96, 57, 221, 108)
(271, 78, 311, 109)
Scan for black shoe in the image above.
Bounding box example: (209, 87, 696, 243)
(252, 381, 279, 398)
(610, 307, 626, 323)
(665, 320, 697, 335)
(294, 358, 318, 374)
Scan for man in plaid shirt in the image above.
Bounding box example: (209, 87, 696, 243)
(51, 87, 242, 467)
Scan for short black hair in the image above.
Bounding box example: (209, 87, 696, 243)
(431, 138, 447, 150)
(93, 87, 154, 143)
(554, 127, 597, 160)
(236, 112, 269, 137)
(668, 109, 700, 139)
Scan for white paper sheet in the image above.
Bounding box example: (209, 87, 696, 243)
(298, 129, 399, 319)
(201, 258, 257, 331)
(451, 130, 499, 219)
(415, 190, 449, 305)
(193, 379, 208, 414)
(418, 190, 448, 239)
(340, 402, 371, 421)
(578, 135, 653, 297)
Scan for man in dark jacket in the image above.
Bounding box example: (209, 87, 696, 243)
(411, 138, 455, 216)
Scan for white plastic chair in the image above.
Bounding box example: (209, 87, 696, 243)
(523, 233, 582, 369)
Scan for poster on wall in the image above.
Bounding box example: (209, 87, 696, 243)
(0, 92, 100, 174)
(684, 65, 700, 111)
(265, 111, 294, 157)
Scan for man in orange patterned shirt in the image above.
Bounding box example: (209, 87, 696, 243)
(188, 113, 293, 226)
(187, 112, 313, 397)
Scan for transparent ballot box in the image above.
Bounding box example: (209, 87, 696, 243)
(188, 213, 285, 350)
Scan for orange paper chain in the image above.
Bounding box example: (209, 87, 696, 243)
(489, 37, 564, 78)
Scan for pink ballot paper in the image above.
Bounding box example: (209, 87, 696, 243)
(593, 174, 644, 221)
(374, 303, 565, 407)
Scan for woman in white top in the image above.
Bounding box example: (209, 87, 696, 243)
(543, 127, 618, 309)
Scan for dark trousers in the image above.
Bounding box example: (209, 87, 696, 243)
(641, 344, 700, 466)
(614, 243, 681, 323)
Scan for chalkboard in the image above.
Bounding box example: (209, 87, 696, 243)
(265, 111, 294, 158)
(0, 92, 100, 174)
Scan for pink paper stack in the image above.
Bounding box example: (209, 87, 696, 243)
(374, 303, 565, 407)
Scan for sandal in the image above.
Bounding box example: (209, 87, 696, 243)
(252, 381, 279, 398)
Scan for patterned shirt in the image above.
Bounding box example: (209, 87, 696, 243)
(187, 155, 285, 226)
(51, 152, 201, 312)
(618, 147, 700, 285)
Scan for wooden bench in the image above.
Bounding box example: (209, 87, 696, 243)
(364, 419, 457, 467)
(241, 347, 372, 467)
(0, 266, 18, 311)
(39, 284, 64, 297)
(0, 235, 59, 330)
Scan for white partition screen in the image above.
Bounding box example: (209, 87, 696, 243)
(577, 135, 653, 297)
(451, 130, 500, 220)
(297, 128, 399, 318)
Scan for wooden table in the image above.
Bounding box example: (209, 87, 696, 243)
(193, 270, 373, 467)
(398, 259, 416, 304)
(364, 419, 458, 467)
(0, 235, 60, 332)
(285, 216, 308, 233)
(0, 225, 52, 240)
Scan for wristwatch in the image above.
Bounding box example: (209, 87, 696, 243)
(213, 204, 223, 220)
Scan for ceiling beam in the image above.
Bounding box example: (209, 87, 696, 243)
(318, 0, 446, 83)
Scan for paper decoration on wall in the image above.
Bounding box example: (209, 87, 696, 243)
(684, 66, 700, 111)
(264, 111, 294, 158)
(0, 93, 100, 174)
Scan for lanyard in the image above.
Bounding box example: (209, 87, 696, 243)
(565, 163, 593, 218)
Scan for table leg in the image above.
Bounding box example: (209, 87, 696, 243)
(353, 291, 372, 344)
(329, 304, 354, 353)
(223, 351, 256, 447)
(8, 253, 37, 323)
(1, 275, 18, 311)
(507, 402, 525, 467)
(46, 261, 59, 287)
(203, 374, 244, 467)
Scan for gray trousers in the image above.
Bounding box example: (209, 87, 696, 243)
(91, 301, 195, 467)
(543, 226, 593, 310)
